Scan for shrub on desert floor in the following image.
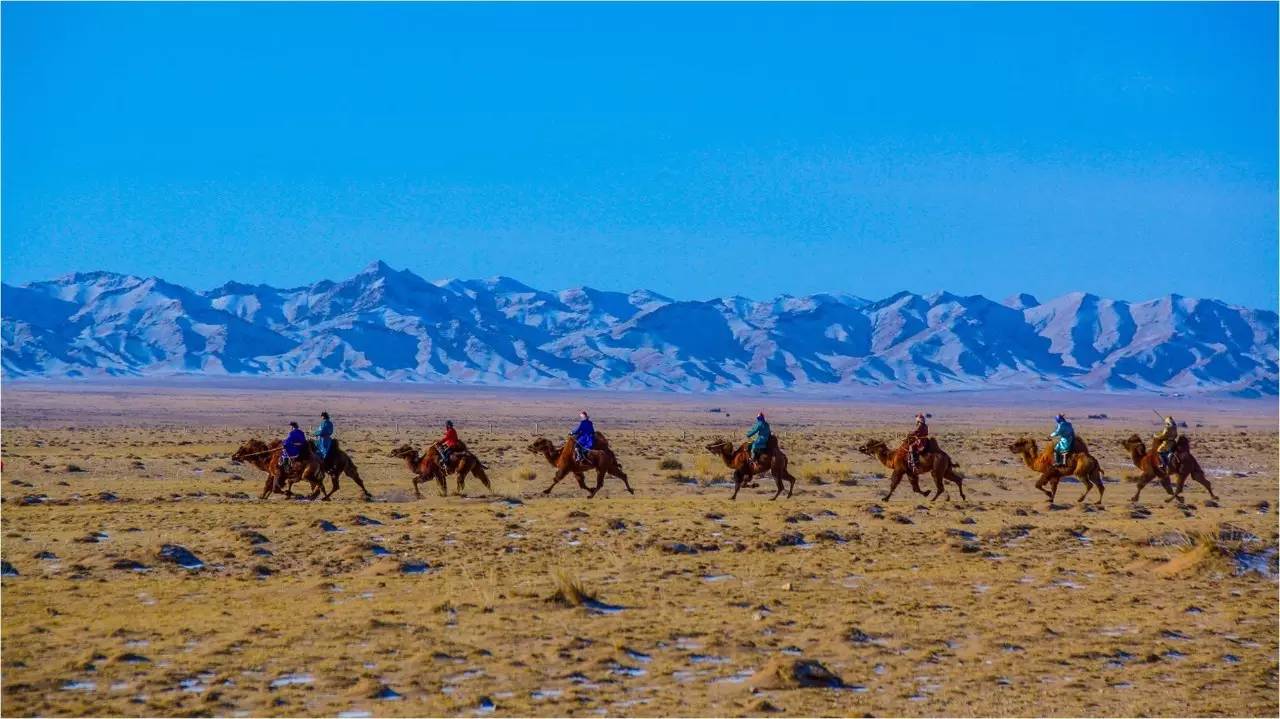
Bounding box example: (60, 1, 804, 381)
(547, 567, 595, 607)
(658, 457, 683, 471)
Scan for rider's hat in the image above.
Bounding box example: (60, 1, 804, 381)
(321, 411, 329, 419)
(1055, 414, 1066, 422)
(289, 421, 299, 428)
(580, 410, 589, 419)
(446, 419, 454, 427)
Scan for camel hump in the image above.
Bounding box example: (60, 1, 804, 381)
(593, 432, 610, 450)
(1175, 435, 1190, 452)
(766, 434, 780, 452)
(1070, 436, 1090, 455)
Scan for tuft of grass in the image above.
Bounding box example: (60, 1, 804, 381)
(547, 567, 595, 607)
(658, 458, 683, 471)
(513, 466, 537, 482)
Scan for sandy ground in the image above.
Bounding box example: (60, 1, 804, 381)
(1, 381, 1276, 717)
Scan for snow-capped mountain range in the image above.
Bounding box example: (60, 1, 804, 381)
(3, 261, 1276, 396)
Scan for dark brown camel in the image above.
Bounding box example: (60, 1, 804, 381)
(1119, 434, 1178, 503)
(1166, 435, 1219, 502)
(703, 435, 797, 500)
(1008, 437, 1105, 504)
(526, 435, 632, 498)
(231, 439, 324, 500)
(389, 442, 492, 498)
(856, 438, 966, 502)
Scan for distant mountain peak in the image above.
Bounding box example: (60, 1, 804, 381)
(1004, 292, 1041, 310)
(4, 268, 1275, 395)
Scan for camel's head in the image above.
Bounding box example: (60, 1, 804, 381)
(1008, 437, 1036, 455)
(527, 437, 554, 454)
(856, 440, 886, 457)
(1120, 434, 1145, 452)
(231, 439, 269, 464)
(389, 444, 416, 460)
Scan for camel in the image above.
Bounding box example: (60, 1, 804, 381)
(856, 438, 966, 502)
(1119, 435, 1181, 503)
(703, 435, 797, 501)
(526, 435, 632, 498)
(389, 442, 492, 498)
(232, 439, 324, 500)
(1008, 437, 1105, 504)
(1165, 435, 1219, 502)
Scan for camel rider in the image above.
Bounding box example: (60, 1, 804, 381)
(439, 420, 460, 466)
(1049, 414, 1074, 467)
(747, 412, 771, 461)
(1153, 416, 1178, 469)
(313, 412, 334, 461)
(572, 411, 595, 463)
(907, 413, 929, 470)
(281, 421, 307, 468)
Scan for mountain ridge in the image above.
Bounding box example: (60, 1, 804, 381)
(4, 262, 1275, 396)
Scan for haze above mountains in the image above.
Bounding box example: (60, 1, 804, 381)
(3, 261, 1275, 396)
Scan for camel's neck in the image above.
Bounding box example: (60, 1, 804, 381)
(1128, 444, 1145, 466)
(715, 446, 736, 467)
(540, 445, 561, 466)
(874, 446, 894, 468)
(1019, 445, 1038, 469)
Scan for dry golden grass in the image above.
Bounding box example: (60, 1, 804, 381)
(0, 383, 1276, 717)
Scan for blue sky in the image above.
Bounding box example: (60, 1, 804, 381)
(3, 2, 1276, 308)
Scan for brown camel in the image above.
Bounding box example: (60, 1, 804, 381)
(856, 438, 966, 502)
(703, 435, 797, 500)
(526, 435, 632, 498)
(1008, 437, 1105, 504)
(1166, 435, 1219, 502)
(1119, 434, 1178, 503)
(231, 439, 324, 500)
(389, 442, 492, 498)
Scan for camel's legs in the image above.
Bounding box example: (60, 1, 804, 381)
(769, 471, 784, 500)
(345, 464, 372, 499)
(883, 471, 905, 501)
(1131, 472, 1159, 502)
(469, 462, 493, 494)
(1077, 478, 1093, 503)
(412, 474, 424, 499)
(731, 472, 745, 500)
(1035, 474, 1054, 500)
(542, 469, 572, 495)
(906, 470, 928, 496)
(610, 466, 635, 495)
(1177, 472, 1216, 501)
(929, 468, 947, 502)
(953, 472, 966, 502)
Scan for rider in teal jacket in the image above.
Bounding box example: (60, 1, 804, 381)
(1050, 414, 1074, 466)
(747, 413, 771, 460)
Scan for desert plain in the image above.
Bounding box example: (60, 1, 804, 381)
(1, 381, 1276, 717)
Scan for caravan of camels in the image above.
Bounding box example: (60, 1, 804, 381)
(230, 409, 1215, 508)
